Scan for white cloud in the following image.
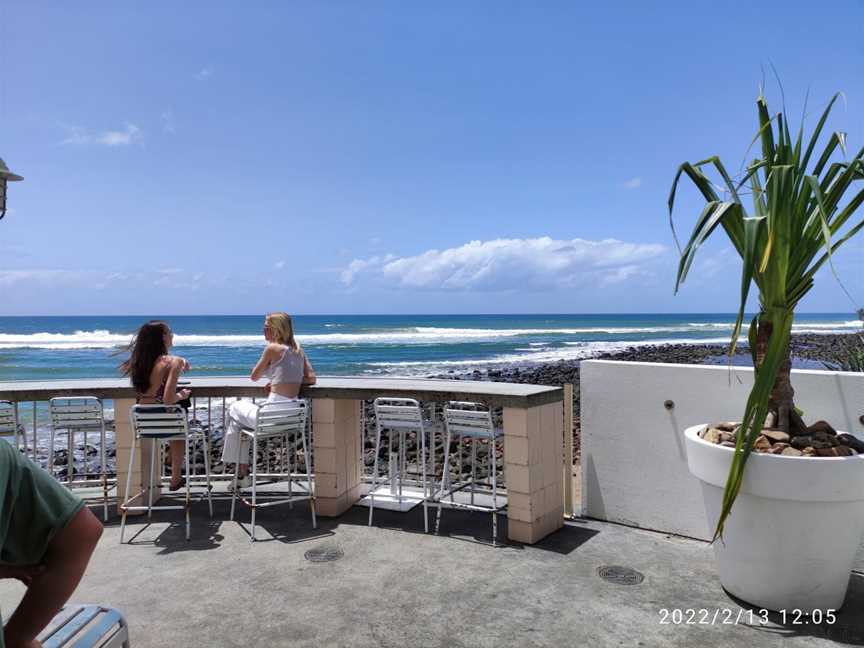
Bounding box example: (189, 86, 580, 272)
(196, 66, 214, 81)
(59, 124, 91, 145)
(274, 260, 286, 270)
(341, 237, 667, 291)
(97, 123, 141, 147)
(0, 270, 82, 286)
(624, 176, 642, 190)
(161, 110, 176, 134)
(60, 122, 142, 147)
(339, 254, 399, 285)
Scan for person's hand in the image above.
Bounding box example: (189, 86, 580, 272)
(0, 564, 45, 586)
(178, 388, 191, 401)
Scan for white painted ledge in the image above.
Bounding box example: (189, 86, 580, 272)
(580, 360, 864, 540)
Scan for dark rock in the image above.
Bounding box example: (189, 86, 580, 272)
(837, 433, 864, 453)
(791, 433, 838, 450)
(807, 420, 837, 436)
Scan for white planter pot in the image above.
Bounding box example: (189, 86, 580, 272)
(685, 424, 864, 612)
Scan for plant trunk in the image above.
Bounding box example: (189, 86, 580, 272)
(754, 315, 807, 435)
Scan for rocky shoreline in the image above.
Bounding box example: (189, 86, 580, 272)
(430, 333, 863, 464)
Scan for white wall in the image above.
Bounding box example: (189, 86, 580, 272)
(580, 360, 864, 540)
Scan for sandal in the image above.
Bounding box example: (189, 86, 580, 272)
(169, 478, 187, 491)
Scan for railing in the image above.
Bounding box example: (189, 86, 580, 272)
(0, 376, 567, 544)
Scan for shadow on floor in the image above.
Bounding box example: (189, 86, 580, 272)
(724, 573, 864, 646)
(105, 493, 332, 551)
(100, 493, 600, 554)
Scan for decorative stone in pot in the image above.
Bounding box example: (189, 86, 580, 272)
(684, 424, 864, 612)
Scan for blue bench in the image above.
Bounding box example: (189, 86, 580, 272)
(37, 605, 129, 648)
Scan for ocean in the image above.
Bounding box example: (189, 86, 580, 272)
(1, 313, 861, 382)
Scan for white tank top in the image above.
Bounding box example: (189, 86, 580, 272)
(264, 346, 305, 385)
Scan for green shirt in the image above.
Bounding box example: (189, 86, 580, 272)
(0, 439, 84, 566)
(1, 440, 84, 644)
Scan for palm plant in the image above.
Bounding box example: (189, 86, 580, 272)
(669, 91, 864, 539)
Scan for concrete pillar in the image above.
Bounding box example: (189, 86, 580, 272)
(504, 400, 564, 544)
(312, 398, 363, 516)
(114, 397, 161, 514)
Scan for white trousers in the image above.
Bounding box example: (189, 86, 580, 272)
(221, 393, 299, 466)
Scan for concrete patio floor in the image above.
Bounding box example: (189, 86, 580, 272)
(3, 488, 863, 648)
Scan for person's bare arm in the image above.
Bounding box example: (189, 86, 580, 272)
(302, 355, 317, 385)
(161, 356, 190, 405)
(2, 508, 103, 648)
(250, 345, 276, 382)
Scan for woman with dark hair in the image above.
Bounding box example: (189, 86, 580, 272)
(119, 320, 191, 490)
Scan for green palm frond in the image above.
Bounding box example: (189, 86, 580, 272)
(669, 91, 864, 540)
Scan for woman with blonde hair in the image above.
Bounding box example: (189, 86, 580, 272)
(221, 312, 316, 485)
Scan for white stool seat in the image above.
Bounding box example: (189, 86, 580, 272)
(0, 400, 22, 449)
(436, 401, 506, 544)
(366, 397, 430, 531)
(119, 403, 213, 543)
(49, 397, 115, 522)
(229, 399, 316, 541)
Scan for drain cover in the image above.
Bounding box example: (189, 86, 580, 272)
(304, 546, 344, 563)
(597, 565, 644, 585)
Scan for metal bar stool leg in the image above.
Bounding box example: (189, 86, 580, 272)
(398, 429, 405, 503)
(67, 428, 74, 488)
(184, 434, 191, 541)
(147, 439, 157, 519)
(119, 439, 137, 544)
(100, 425, 108, 521)
(250, 432, 258, 542)
(436, 424, 453, 535)
(368, 423, 383, 526)
(31, 402, 37, 463)
(202, 432, 213, 518)
(489, 438, 497, 545)
(48, 426, 56, 477)
(230, 423, 242, 521)
(286, 433, 293, 509)
(420, 423, 428, 533)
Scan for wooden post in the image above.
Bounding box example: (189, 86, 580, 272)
(563, 383, 574, 518)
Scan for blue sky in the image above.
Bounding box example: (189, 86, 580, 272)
(1, 1, 863, 315)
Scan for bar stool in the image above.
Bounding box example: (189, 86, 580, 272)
(367, 397, 429, 532)
(49, 397, 114, 522)
(119, 404, 213, 542)
(229, 400, 316, 541)
(0, 400, 21, 449)
(436, 401, 505, 545)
